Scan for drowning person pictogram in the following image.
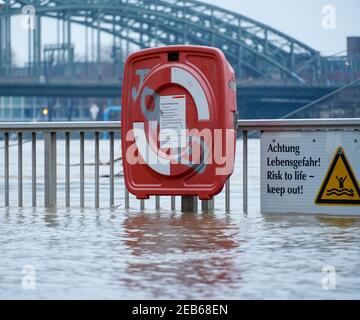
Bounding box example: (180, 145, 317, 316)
(315, 147, 360, 205)
(325, 176, 355, 197)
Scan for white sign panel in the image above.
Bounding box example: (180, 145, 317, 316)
(261, 131, 360, 215)
(159, 95, 186, 148)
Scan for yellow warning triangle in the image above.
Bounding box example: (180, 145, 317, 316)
(315, 147, 360, 205)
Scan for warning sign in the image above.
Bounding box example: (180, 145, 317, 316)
(315, 147, 360, 205)
(261, 131, 360, 215)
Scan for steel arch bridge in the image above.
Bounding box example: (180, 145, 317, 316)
(0, 0, 328, 84)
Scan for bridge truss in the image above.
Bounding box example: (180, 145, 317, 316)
(0, 0, 358, 85)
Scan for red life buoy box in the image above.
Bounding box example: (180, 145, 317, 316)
(122, 45, 237, 200)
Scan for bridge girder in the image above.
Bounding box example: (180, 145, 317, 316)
(3, 0, 323, 82)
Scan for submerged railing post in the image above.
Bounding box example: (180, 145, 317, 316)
(202, 199, 214, 212)
(4, 132, 9, 207)
(95, 132, 100, 209)
(44, 132, 57, 207)
(80, 132, 85, 208)
(65, 132, 70, 207)
(109, 132, 114, 207)
(243, 130, 248, 213)
(171, 196, 176, 211)
(18, 132, 23, 207)
(125, 188, 130, 209)
(225, 179, 230, 212)
(32, 132, 37, 207)
(181, 196, 198, 212)
(155, 196, 160, 210)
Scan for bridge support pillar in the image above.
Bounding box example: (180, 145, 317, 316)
(0, 3, 11, 75)
(33, 13, 41, 76)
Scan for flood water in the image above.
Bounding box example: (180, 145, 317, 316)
(0, 138, 360, 299)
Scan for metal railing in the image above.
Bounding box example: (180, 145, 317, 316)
(0, 122, 119, 209)
(1, 119, 360, 211)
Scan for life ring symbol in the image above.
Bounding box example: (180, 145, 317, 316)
(132, 67, 210, 176)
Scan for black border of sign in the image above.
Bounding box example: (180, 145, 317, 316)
(315, 146, 360, 205)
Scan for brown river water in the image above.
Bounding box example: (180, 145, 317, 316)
(0, 139, 359, 299)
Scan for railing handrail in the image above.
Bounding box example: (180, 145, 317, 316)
(0, 118, 360, 132)
(237, 118, 360, 131)
(0, 121, 121, 132)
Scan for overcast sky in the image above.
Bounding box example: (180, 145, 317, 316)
(10, 0, 360, 65)
(202, 0, 359, 55)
